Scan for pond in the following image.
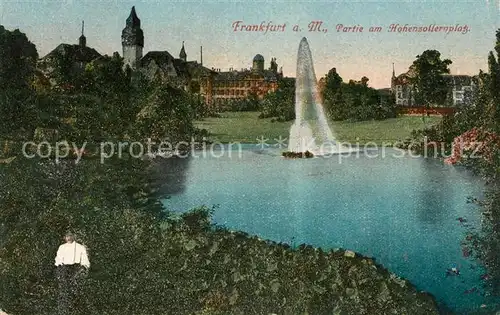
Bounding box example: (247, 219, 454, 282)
(160, 145, 499, 314)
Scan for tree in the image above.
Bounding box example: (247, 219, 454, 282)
(229, 92, 261, 112)
(0, 25, 38, 89)
(80, 53, 135, 139)
(409, 50, 452, 108)
(0, 26, 39, 136)
(487, 29, 500, 131)
(322, 71, 395, 122)
(321, 68, 346, 120)
(134, 81, 197, 143)
(259, 78, 295, 121)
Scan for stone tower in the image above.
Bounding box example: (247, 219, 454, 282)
(121, 6, 144, 69)
(252, 54, 264, 72)
(179, 41, 187, 61)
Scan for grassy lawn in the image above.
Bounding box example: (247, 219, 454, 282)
(195, 112, 441, 145)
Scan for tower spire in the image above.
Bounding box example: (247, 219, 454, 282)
(392, 62, 395, 78)
(126, 6, 141, 28)
(79, 20, 86, 47)
(179, 41, 187, 61)
(122, 6, 144, 69)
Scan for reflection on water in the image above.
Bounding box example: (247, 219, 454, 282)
(159, 147, 498, 313)
(416, 158, 454, 225)
(151, 155, 192, 195)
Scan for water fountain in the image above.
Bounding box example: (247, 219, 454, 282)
(287, 37, 355, 156)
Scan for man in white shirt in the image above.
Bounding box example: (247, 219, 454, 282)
(55, 232, 90, 315)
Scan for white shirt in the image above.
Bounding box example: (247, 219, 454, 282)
(54, 241, 90, 268)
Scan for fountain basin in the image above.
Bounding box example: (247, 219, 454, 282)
(282, 150, 314, 158)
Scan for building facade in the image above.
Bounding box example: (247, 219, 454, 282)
(390, 65, 416, 106)
(204, 55, 283, 106)
(390, 64, 475, 107)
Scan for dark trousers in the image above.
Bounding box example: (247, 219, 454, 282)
(56, 265, 83, 315)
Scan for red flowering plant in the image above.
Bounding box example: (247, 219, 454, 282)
(444, 127, 500, 169)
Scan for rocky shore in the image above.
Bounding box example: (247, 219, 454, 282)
(158, 216, 441, 315)
(0, 220, 441, 315)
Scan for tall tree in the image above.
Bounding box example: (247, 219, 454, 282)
(134, 81, 197, 143)
(0, 26, 38, 89)
(487, 29, 500, 130)
(0, 26, 39, 136)
(410, 50, 452, 108)
(259, 78, 295, 121)
(322, 68, 346, 120)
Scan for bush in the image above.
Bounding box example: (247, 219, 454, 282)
(180, 206, 216, 232)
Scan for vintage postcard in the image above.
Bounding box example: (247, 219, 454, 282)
(0, 0, 499, 314)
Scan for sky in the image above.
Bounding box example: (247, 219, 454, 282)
(0, 0, 499, 88)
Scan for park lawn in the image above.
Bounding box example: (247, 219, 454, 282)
(194, 111, 441, 145)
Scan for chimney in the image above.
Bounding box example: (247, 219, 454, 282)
(200, 46, 203, 66)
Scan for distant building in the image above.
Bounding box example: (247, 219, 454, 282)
(121, 6, 213, 101)
(38, 7, 285, 106)
(120, 7, 284, 106)
(390, 64, 475, 106)
(441, 74, 475, 106)
(390, 65, 416, 106)
(38, 21, 102, 85)
(206, 55, 283, 106)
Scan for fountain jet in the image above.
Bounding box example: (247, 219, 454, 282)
(287, 37, 353, 155)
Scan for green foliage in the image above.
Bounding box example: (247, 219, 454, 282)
(259, 78, 295, 121)
(79, 54, 136, 140)
(133, 80, 197, 143)
(0, 26, 39, 137)
(177, 206, 216, 233)
(487, 29, 500, 131)
(0, 25, 38, 90)
(223, 92, 261, 112)
(50, 49, 80, 90)
(0, 156, 165, 315)
(322, 68, 346, 120)
(31, 53, 203, 145)
(322, 69, 397, 121)
(409, 50, 452, 107)
(0, 88, 38, 138)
